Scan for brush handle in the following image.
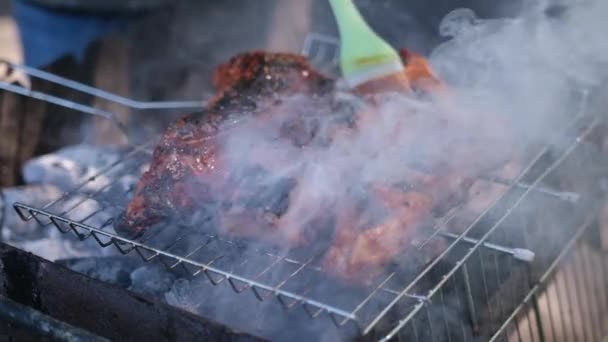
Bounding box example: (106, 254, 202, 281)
(328, 0, 403, 81)
(329, 0, 374, 42)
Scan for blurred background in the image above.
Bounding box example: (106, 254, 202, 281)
(0, 0, 526, 188)
(0, 1, 20, 64)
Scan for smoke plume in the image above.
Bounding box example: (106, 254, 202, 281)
(161, 0, 608, 340)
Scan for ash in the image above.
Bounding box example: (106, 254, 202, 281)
(129, 264, 176, 297)
(1, 144, 138, 261)
(0, 144, 180, 318)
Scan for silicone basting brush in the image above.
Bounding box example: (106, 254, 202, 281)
(328, 0, 408, 89)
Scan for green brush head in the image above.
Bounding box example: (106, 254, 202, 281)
(329, 0, 404, 86)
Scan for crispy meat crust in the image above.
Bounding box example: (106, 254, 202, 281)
(116, 50, 509, 285)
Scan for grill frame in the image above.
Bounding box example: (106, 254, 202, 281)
(3, 40, 608, 340)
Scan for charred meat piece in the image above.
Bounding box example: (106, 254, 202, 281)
(115, 52, 334, 237)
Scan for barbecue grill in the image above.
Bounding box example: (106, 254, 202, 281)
(2, 33, 608, 341)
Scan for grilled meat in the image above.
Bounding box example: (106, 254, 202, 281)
(322, 187, 433, 282)
(116, 52, 333, 238)
(116, 50, 511, 284)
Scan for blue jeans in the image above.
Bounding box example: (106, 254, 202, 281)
(12, 0, 127, 68)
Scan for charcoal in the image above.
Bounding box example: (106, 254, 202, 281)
(164, 279, 200, 314)
(1, 184, 63, 242)
(2, 182, 119, 261)
(21, 144, 139, 194)
(16, 233, 104, 261)
(57, 256, 141, 288)
(129, 264, 176, 297)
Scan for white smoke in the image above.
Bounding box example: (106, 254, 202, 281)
(166, 0, 608, 340)
(431, 0, 608, 138)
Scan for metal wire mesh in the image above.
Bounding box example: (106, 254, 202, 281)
(3, 35, 608, 340)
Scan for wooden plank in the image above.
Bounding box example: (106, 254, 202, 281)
(18, 89, 46, 170)
(91, 34, 129, 146)
(0, 80, 48, 187)
(0, 87, 24, 186)
(510, 244, 608, 342)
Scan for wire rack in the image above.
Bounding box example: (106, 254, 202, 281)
(4, 35, 608, 340)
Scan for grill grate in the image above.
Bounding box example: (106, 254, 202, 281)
(3, 36, 608, 340)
